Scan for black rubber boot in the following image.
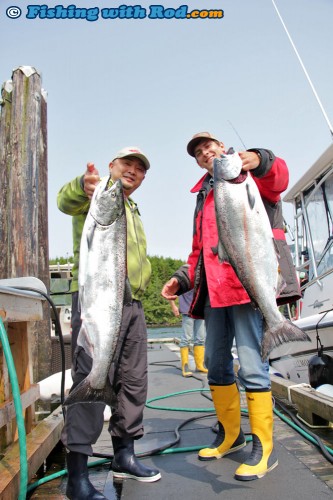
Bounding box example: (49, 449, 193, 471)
(111, 437, 161, 482)
(66, 451, 107, 499)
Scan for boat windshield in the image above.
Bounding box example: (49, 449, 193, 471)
(49, 263, 73, 306)
(295, 166, 333, 281)
(50, 277, 72, 306)
(295, 167, 333, 281)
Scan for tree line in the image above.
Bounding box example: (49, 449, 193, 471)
(50, 255, 185, 326)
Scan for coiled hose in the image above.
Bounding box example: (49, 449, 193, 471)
(0, 296, 333, 500)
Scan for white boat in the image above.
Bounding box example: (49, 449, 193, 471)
(269, 143, 333, 385)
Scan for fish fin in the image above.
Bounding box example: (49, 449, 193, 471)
(261, 320, 311, 361)
(63, 377, 116, 407)
(123, 277, 132, 304)
(211, 241, 230, 264)
(246, 182, 256, 209)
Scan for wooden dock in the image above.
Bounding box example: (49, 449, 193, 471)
(0, 280, 63, 499)
(27, 341, 333, 499)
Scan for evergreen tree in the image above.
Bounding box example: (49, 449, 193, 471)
(142, 255, 185, 325)
(49, 254, 186, 326)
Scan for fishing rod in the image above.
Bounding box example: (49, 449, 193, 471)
(227, 120, 247, 150)
(271, 0, 333, 140)
(227, 119, 295, 240)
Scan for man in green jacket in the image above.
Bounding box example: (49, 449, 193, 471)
(57, 147, 161, 500)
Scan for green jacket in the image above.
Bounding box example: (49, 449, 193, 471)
(57, 175, 151, 299)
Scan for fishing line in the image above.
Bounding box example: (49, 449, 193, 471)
(227, 120, 247, 150)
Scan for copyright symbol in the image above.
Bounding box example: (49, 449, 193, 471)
(6, 6, 21, 19)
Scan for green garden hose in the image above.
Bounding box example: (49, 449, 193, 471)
(26, 360, 333, 494)
(0, 317, 28, 500)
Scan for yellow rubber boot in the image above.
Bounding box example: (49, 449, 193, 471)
(180, 347, 193, 377)
(234, 391, 278, 481)
(193, 346, 208, 373)
(198, 383, 246, 460)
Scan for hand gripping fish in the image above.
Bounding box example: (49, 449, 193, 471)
(64, 176, 131, 406)
(213, 151, 310, 360)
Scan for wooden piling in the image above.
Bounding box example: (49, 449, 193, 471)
(0, 80, 12, 281)
(0, 67, 62, 497)
(0, 66, 50, 383)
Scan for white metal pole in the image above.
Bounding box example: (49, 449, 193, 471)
(272, 0, 333, 139)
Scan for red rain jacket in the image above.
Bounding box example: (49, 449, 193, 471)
(174, 149, 301, 318)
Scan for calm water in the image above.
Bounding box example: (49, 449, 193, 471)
(147, 325, 182, 339)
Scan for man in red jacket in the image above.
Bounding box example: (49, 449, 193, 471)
(161, 132, 300, 481)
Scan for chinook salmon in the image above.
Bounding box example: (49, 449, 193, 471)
(213, 151, 310, 360)
(64, 176, 130, 407)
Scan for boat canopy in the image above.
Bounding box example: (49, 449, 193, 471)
(284, 143, 333, 203)
(286, 143, 333, 285)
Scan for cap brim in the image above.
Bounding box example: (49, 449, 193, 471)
(187, 137, 204, 157)
(115, 153, 150, 170)
(187, 135, 219, 157)
(129, 153, 150, 170)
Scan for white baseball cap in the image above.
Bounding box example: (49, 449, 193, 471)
(113, 146, 150, 170)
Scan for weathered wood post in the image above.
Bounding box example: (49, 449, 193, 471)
(0, 66, 50, 385)
(0, 79, 12, 278)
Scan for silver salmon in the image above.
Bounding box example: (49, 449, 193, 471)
(64, 176, 130, 406)
(213, 151, 310, 360)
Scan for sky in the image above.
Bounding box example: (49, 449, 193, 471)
(1, 0, 333, 261)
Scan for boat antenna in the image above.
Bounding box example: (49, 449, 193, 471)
(227, 120, 247, 149)
(271, 0, 333, 140)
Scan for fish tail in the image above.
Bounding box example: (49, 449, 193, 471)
(261, 320, 311, 361)
(63, 377, 115, 407)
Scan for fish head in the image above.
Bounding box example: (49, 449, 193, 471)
(90, 177, 125, 226)
(213, 151, 243, 182)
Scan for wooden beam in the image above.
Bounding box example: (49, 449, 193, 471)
(0, 405, 64, 499)
(271, 374, 333, 426)
(0, 293, 43, 323)
(0, 385, 40, 428)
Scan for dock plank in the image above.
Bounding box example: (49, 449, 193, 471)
(27, 343, 333, 499)
(0, 405, 63, 499)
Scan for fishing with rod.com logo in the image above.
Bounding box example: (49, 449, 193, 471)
(6, 3, 224, 21)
